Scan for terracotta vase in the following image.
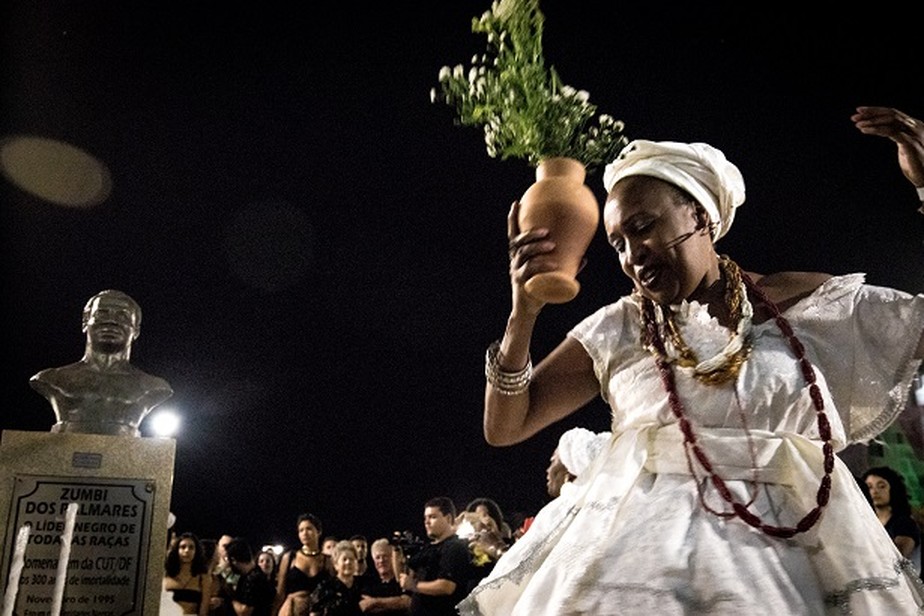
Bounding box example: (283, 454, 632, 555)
(518, 157, 600, 304)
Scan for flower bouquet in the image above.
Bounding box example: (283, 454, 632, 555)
(431, 0, 629, 302)
(430, 0, 628, 174)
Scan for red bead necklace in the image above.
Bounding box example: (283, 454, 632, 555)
(638, 260, 835, 538)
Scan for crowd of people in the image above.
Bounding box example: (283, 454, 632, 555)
(158, 428, 652, 616)
(162, 495, 517, 616)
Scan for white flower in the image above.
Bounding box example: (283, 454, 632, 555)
(431, 0, 627, 172)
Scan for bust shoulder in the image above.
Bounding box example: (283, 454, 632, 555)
(744, 270, 833, 318)
(29, 363, 87, 390)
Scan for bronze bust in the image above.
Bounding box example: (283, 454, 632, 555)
(30, 290, 173, 437)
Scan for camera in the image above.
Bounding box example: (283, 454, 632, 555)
(389, 529, 427, 561)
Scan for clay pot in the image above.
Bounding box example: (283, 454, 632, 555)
(518, 157, 600, 304)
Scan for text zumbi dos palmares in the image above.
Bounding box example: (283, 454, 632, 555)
(25, 487, 139, 548)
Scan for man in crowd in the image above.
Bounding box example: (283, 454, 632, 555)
(225, 537, 275, 616)
(397, 497, 471, 615)
(351, 534, 370, 579)
(359, 538, 411, 614)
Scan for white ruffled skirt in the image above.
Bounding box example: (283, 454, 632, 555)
(457, 426, 924, 615)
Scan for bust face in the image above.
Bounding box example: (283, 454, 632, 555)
(85, 295, 139, 353)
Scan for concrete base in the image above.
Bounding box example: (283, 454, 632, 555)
(0, 430, 175, 616)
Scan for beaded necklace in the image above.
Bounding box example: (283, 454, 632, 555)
(640, 256, 752, 385)
(637, 256, 834, 538)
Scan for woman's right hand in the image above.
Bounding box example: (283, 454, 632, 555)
(507, 200, 555, 317)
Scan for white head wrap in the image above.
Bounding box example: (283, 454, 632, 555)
(557, 427, 612, 477)
(602, 140, 746, 241)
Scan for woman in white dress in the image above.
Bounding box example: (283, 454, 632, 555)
(459, 106, 924, 615)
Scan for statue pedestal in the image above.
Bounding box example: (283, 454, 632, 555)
(0, 430, 175, 615)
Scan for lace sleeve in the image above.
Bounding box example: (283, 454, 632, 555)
(790, 275, 924, 442)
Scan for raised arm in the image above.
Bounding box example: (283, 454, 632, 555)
(483, 201, 599, 446)
(851, 106, 924, 202)
(852, 106, 924, 359)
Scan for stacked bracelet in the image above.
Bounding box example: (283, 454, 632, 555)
(485, 340, 532, 395)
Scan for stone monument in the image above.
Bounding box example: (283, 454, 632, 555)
(1, 290, 176, 616)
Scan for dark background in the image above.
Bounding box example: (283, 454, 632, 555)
(2, 1, 922, 551)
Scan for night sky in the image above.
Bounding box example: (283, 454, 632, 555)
(2, 1, 922, 552)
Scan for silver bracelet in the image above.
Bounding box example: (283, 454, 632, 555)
(485, 340, 532, 395)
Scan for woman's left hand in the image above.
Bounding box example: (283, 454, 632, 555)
(852, 106, 924, 187)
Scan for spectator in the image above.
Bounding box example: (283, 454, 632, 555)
(309, 540, 364, 616)
(349, 535, 370, 579)
(208, 534, 238, 616)
(164, 532, 213, 616)
(216, 535, 240, 588)
(358, 538, 411, 614)
(275, 513, 332, 616)
(397, 497, 471, 615)
(462, 499, 512, 545)
(453, 512, 506, 596)
(226, 537, 276, 616)
(322, 537, 339, 557)
(862, 466, 922, 572)
(257, 550, 278, 584)
(200, 539, 227, 616)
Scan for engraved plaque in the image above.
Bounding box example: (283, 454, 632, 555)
(0, 431, 174, 616)
(5, 475, 154, 616)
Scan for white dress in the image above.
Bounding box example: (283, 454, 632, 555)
(458, 274, 924, 615)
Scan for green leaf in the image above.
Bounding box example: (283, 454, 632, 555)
(432, 0, 628, 173)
